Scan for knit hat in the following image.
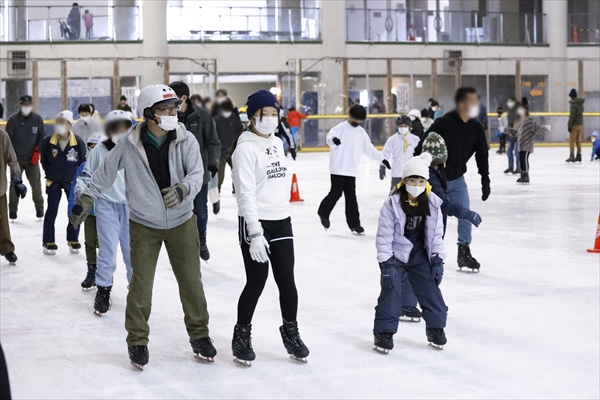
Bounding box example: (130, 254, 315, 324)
(422, 132, 448, 165)
(402, 152, 432, 179)
(246, 89, 280, 118)
(56, 110, 74, 125)
(569, 88, 577, 98)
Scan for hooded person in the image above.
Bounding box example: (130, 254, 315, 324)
(590, 131, 600, 161)
(566, 88, 585, 163)
(70, 84, 216, 369)
(380, 115, 420, 189)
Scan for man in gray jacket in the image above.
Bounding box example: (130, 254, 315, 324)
(70, 84, 217, 369)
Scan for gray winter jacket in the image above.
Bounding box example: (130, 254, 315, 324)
(376, 189, 446, 264)
(83, 122, 204, 230)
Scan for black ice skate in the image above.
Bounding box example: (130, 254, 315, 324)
(279, 320, 309, 363)
(426, 327, 447, 350)
(94, 285, 112, 316)
(9, 211, 17, 220)
(350, 226, 365, 235)
(373, 332, 394, 354)
(565, 153, 575, 163)
(43, 242, 58, 255)
(516, 172, 530, 184)
(232, 323, 256, 367)
(68, 241, 81, 254)
(503, 167, 514, 174)
(81, 264, 96, 291)
(212, 200, 220, 215)
(128, 345, 149, 370)
(457, 244, 480, 272)
(574, 153, 582, 163)
(191, 337, 217, 362)
(318, 214, 330, 230)
(400, 306, 422, 323)
(199, 232, 210, 261)
(4, 252, 18, 265)
(36, 209, 44, 219)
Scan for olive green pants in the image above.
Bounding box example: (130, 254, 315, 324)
(126, 216, 209, 346)
(84, 215, 98, 265)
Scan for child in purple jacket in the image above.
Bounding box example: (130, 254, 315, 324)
(373, 152, 449, 352)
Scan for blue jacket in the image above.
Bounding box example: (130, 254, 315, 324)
(591, 138, 600, 161)
(68, 162, 95, 218)
(429, 166, 471, 235)
(41, 132, 86, 185)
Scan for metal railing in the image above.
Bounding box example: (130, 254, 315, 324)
(0, 5, 141, 42)
(167, 5, 320, 42)
(345, 8, 546, 44)
(568, 13, 600, 44)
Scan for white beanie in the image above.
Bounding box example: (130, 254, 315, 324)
(408, 109, 421, 119)
(56, 110, 74, 125)
(402, 152, 432, 179)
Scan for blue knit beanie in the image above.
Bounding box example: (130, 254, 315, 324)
(246, 90, 280, 118)
(569, 88, 577, 98)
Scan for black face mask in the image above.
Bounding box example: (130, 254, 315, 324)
(349, 121, 360, 127)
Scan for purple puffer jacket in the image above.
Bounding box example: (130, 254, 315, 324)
(376, 191, 446, 264)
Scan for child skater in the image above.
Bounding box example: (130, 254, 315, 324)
(380, 115, 420, 189)
(373, 152, 449, 352)
(590, 132, 600, 161)
(516, 104, 551, 184)
(231, 90, 309, 366)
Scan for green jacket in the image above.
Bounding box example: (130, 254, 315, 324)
(568, 98, 585, 130)
(180, 102, 221, 184)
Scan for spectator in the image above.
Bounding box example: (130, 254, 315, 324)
(82, 9, 94, 39)
(116, 95, 132, 113)
(72, 104, 102, 144)
(214, 99, 243, 197)
(566, 88, 585, 163)
(496, 107, 508, 154)
(67, 3, 81, 40)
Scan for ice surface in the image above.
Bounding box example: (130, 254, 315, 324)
(1, 147, 599, 399)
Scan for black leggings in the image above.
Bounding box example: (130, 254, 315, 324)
(237, 217, 298, 325)
(519, 151, 531, 173)
(318, 174, 360, 229)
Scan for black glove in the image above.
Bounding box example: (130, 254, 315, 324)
(208, 165, 218, 178)
(481, 176, 491, 201)
(332, 137, 341, 146)
(12, 175, 27, 199)
(381, 159, 391, 170)
(431, 256, 444, 286)
(379, 165, 386, 180)
(289, 148, 297, 160)
(465, 210, 482, 227)
(379, 257, 397, 289)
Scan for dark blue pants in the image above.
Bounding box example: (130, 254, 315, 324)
(374, 251, 447, 334)
(43, 182, 79, 244)
(193, 184, 208, 235)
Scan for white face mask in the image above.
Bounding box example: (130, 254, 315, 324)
(111, 132, 127, 144)
(216, 97, 226, 104)
(55, 124, 68, 135)
(80, 116, 90, 122)
(591, 136, 597, 143)
(222, 111, 232, 119)
(397, 126, 410, 135)
(468, 105, 480, 119)
(409, 116, 416, 121)
(431, 106, 438, 112)
(406, 184, 426, 198)
(254, 116, 279, 135)
(517, 108, 526, 117)
(156, 115, 179, 131)
(21, 106, 32, 116)
(507, 101, 515, 108)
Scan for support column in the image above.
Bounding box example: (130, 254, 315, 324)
(32, 60, 39, 113)
(578, 60, 584, 96)
(141, 0, 168, 87)
(342, 59, 349, 114)
(61, 60, 68, 111)
(544, 0, 568, 115)
(295, 58, 302, 108)
(163, 59, 170, 85)
(431, 59, 438, 100)
(113, 60, 120, 107)
(214, 59, 218, 90)
(386, 59, 393, 136)
(515, 60, 521, 101)
(454, 59, 462, 89)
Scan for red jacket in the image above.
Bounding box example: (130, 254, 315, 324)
(287, 110, 307, 128)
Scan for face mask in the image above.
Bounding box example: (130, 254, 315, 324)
(222, 111, 232, 119)
(507, 101, 515, 108)
(406, 184, 426, 198)
(254, 116, 279, 135)
(409, 116, 416, 121)
(80, 116, 90, 122)
(21, 106, 32, 116)
(397, 126, 410, 135)
(591, 137, 597, 143)
(156, 115, 179, 131)
(55, 124, 68, 135)
(349, 121, 360, 127)
(468, 105, 480, 119)
(431, 107, 438, 112)
(517, 109, 526, 117)
(216, 97, 226, 104)
(111, 132, 127, 144)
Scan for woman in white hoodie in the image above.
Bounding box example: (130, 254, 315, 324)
(231, 90, 309, 366)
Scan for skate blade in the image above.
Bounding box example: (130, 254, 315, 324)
(93, 310, 106, 317)
(233, 358, 252, 367)
(428, 342, 444, 350)
(289, 355, 308, 363)
(373, 346, 390, 354)
(130, 361, 145, 371)
(399, 316, 421, 323)
(81, 286, 96, 292)
(457, 267, 480, 273)
(194, 353, 215, 363)
(351, 232, 365, 236)
(43, 249, 56, 255)
(69, 248, 80, 254)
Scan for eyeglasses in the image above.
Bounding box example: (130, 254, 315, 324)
(155, 104, 180, 116)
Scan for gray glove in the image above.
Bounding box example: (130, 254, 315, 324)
(70, 194, 95, 229)
(161, 183, 190, 208)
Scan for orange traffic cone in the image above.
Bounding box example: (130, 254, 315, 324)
(290, 173, 304, 202)
(587, 214, 600, 253)
(572, 26, 579, 44)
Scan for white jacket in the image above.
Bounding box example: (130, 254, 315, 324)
(382, 132, 420, 178)
(232, 130, 291, 230)
(326, 121, 382, 177)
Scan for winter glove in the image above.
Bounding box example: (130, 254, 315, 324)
(30, 146, 40, 165)
(332, 137, 341, 146)
(289, 148, 297, 160)
(161, 183, 190, 208)
(12, 175, 27, 199)
(70, 194, 94, 230)
(465, 210, 482, 227)
(208, 165, 218, 178)
(379, 165, 386, 180)
(481, 176, 491, 201)
(431, 256, 444, 286)
(379, 257, 397, 289)
(249, 235, 271, 263)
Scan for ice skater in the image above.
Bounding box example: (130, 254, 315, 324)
(496, 107, 508, 154)
(515, 104, 551, 184)
(590, 132, 600, 161)
(40, 110, 86, 255)
(373, 153, 448, 352)
(318, 104, 382, 235)
(70, 84, 216, 369)
(75, 111, 134, 316)
(380, 115, 420, 189)
(426, 87, 489, 272)
(504, 97, 521, 174)
(231, 89, 309, 366)
(566, 88, 584, 163)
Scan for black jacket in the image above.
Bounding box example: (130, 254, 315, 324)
(6, 111, 45, 161)
(429, 166, 470, 236)
(40, 132, 86, 184)
(426, 110, 489, 182)
(215, 113, 243, 155)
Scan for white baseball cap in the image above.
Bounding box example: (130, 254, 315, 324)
(56, 110, 74, 125)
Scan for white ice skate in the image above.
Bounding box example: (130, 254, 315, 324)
(43, 243, 57, 255)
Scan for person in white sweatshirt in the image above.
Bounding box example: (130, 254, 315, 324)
(380, 115, 420, 189)
(231, 90, 309, 366)
(318, 104, 382, 235)
(75, 110, 133, 316)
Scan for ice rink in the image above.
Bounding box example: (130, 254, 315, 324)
(1, 146, 599, 399)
